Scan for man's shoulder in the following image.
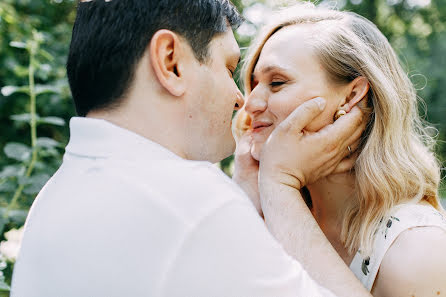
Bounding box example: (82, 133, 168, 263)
(120, 158, 252, 221)
(41, 155, 252, 225)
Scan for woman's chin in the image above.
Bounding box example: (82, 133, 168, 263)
(250, 143, 262, 161)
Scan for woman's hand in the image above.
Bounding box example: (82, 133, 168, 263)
(256, 97, 371, 297)
(259, 97, 364, 190)
(232, 131, 263, 218)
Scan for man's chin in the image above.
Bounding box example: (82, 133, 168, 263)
(212, 136, 236, 164)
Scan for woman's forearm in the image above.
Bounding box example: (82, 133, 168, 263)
(260, 180, 371, 297)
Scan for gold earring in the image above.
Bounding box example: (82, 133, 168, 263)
(334, 110, 346, 121)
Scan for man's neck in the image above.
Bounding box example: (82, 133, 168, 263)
(87, 105, 188, 160)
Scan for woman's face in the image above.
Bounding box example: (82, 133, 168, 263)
(245, 24, 347, 160)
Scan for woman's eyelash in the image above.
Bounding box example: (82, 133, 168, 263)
(270, 81, 286, 87)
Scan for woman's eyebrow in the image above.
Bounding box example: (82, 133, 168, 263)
(253, 65, 290, 79)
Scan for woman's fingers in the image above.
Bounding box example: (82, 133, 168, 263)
(316, 105, 365, 163)
(341, 110, 367, 150)
(234, 130, 252, 157)
(321, 106, 364, 149)
(332, 151, 359, 175)
(277, 97, 326, 134)
(260, 100, 366, 188)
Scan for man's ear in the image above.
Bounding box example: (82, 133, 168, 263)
(344, 77, 369, 112)
(149, 29, 186, 97)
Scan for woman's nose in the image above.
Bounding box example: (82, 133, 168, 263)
(234, 90, 245, 111)
(245, 87, 267, 116)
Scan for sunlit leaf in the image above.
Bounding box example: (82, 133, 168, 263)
(35, 64, 52, 80)
(32, 30, 45, 44)
(38, 116, 65, 126)
(4, 143, 31, 162)
(12, 65, 29, 78)
(36, 137, 60, 149)
(38, 147, 60, 158)
(0, 165, 26, 179)
(0, 86, 29, 96)
(35, 84, 60, 95)
(9, 41, 26, 49)
(10, 113, 35, 123)
(38, 49, 54, 62)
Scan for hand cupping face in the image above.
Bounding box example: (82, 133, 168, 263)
(239, 24, 366, 188)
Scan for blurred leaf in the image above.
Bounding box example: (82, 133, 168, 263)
(4, 143, 31, 162)
(4, 209, 28, 226)
(9, 41, 26, 49)
(0, 212, 8, 238)
(36, 137, 60, 149)
(0, 165, 25, 179)
(38, 49, 54, 62)
(22, 174, 50, 195)
(0, 208, 28, 227)
(35, 64, 52, 80)
(0, 180, 15, 193)
(0, 280, 10, 292)
(10, 113, 34, 123)
(35, 84, 59, 95)
(0, 86, 29, 97)
(11, 65, 29, 78)
(38, 147, 60, 158)
(38, 116, 65, 126)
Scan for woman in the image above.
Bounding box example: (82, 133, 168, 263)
(234, 3, 446, 296)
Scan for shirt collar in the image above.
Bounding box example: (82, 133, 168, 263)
(65, 117, 182, 161)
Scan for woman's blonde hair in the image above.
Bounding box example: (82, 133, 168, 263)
(236, 2, 443, 257)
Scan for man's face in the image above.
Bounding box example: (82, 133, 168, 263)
(183, 29, 243, 163)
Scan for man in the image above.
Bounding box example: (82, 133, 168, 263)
(11, 1, 370, 296)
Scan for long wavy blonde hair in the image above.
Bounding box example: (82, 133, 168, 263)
(235, 3, 443, 257)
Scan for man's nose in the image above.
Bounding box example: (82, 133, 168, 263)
(245, 87, 267, 116)
(234, 90, 245, 111)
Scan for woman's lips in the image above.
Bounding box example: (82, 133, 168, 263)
(251, 121, 273, 133)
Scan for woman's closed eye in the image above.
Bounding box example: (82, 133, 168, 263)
(270, 81, 287, 88)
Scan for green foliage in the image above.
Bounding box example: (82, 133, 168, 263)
(0, 0, 74, 202)
(0, 0, 76, 290)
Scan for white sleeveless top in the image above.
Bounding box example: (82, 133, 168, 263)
(349, 203, 446, 291)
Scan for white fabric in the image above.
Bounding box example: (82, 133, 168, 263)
(350, 203, 446, 291)
(11, 117, 336, 297)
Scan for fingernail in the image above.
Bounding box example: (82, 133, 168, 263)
(315, 98, 326, 110)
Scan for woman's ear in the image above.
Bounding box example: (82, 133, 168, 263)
(149, 29, 186, 97)
(344, 77, 369, 112)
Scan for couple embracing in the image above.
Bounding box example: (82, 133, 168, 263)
(11, 1, 446, 297)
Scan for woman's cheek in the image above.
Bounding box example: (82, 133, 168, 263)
(270, 94, 337, 132)
(269, 91, 319, 126)
(269, 93, 307, 123)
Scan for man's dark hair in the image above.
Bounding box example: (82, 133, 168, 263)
(67, 0, 243, 117)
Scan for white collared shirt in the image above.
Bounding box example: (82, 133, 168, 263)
(11, 117, 336, 297)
